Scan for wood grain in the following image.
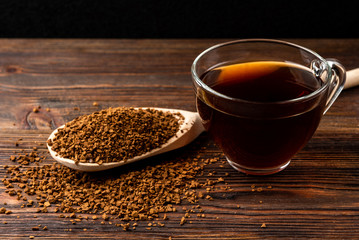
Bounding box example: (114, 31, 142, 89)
(0, 39, 358, 239)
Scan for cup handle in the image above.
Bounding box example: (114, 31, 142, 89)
(323, 59, 346, 114)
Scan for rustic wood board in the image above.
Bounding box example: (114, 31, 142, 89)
(0, 39, 358, 239)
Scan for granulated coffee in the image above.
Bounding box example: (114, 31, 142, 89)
(47, 107, 183, 164)
(2, 142, 226, 230)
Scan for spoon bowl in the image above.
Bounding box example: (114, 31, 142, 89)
(47, 108, 205, 172)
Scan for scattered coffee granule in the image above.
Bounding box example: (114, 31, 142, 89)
(0, 207, 6, 214)
(180, 216, 187, 225)
(2, 147, 227, 227)
(250, 185, 265, 192)
(8, 151, 43, 165)
(2, 138, 231, 231)
(102, 213, 109, 221)
(47, 107, 183, 164)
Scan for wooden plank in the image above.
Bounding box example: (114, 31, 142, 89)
(0, 39, 358, 239)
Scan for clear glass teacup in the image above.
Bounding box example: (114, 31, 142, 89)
(191, 39, 346, 175)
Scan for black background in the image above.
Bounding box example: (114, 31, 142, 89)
(0, 0, 357, 38)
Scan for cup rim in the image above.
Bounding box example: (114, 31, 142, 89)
(191, 38, 330, 105)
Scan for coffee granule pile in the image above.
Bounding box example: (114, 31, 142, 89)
(2, 146, 226, 229)
(3, 159, 202, 221)
(47, 107, 183, 164)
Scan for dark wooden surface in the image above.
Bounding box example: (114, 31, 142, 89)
(0, 39, 358, 239)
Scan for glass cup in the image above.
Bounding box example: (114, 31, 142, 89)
(191, 39, 346, 175)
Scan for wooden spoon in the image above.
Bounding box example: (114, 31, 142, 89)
(47, 108, 205, 172)
(345, 68, 359, 89)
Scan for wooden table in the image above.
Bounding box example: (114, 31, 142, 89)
(0, 39, 358, 239)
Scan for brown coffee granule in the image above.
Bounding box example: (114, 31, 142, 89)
(47, 107, 183, 164)
(180, 217, 187, 225)
(9, 151, 43, 165)
(0, 207, 6, 214)
(102, 213, 109, 221)
(2, 153, 223, 224)
(3, 139, 229, 229)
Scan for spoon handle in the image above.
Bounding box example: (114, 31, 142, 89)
(345, 68, 359, 89)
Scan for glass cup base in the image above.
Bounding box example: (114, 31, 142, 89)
(226, 158, 291, 175)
